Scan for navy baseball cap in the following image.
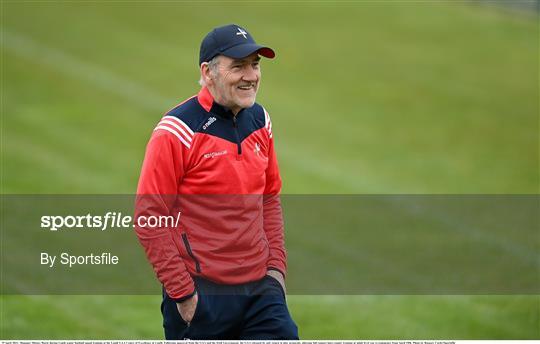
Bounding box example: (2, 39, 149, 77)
(199, 24, 275, 66)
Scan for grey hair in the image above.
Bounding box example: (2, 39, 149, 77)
(199, 56, 221, 86)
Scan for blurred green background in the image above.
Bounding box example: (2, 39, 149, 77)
(1, 0, 538, 339)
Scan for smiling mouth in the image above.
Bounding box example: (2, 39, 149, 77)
(237, 84, 255, 91)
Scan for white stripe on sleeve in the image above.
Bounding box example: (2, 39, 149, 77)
(154, 125, 191, 149)
(158, 119, 193, 142)
(163, 116, 195, 136)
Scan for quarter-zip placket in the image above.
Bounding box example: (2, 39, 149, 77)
(232, 116, 243, 161)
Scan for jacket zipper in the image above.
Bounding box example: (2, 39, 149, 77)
(181, 233, 201, 273)
(232, 116, 242, 156)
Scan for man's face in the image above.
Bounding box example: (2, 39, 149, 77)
(208, 53, 261, 114)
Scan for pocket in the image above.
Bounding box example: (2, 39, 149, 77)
(181, 233, 201, 273)
(163, 288, 189, 330)
(189, 293, 203, 325)
(184, 291, 209, 340)
(266, 275, 286, 299)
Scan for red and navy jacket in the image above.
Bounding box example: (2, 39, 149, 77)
(135, 86, 286, 302)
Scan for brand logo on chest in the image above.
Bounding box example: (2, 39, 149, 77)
(202, 117, 217, 130)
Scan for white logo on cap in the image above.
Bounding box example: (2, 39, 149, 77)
(236, 28, 248, 39)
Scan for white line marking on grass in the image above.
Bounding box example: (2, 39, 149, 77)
(2, 30, 171, 112)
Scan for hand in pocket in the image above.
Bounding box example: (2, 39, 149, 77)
(176, 292, 199, 324)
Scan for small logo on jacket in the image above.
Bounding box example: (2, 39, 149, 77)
(202, 117, 217, 130)
(204, 150, 228, 159)
(254, 143, 261, 156)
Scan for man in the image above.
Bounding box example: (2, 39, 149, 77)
(135, 24, 298, 340)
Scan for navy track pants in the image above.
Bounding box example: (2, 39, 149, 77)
(161, 275, 299, 340)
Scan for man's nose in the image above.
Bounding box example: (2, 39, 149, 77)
(242, 65, 259, 81)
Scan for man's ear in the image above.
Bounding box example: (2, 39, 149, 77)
(200, 63, 213, 85)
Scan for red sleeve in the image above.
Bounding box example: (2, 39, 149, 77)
(134, 130, 195, 302)
(262, 110, 287, 277)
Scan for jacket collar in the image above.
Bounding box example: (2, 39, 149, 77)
(197, 86, 240, 119)
(197, 86, 214, 112)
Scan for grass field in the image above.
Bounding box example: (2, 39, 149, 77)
(1, 1, 538, 339)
